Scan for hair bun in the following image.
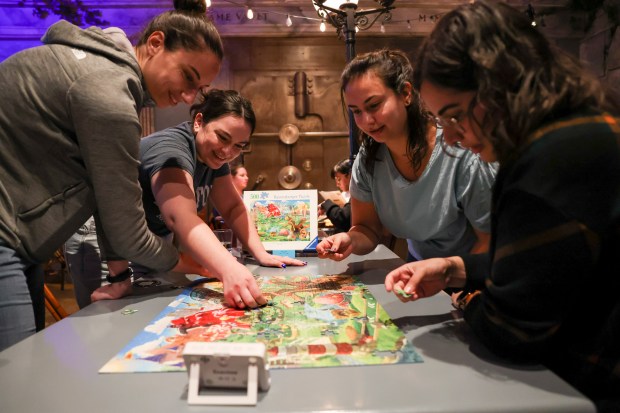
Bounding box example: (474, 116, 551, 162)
(173, 0, 207, 14)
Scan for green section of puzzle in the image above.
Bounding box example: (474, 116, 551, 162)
(100, 274, 423, 373)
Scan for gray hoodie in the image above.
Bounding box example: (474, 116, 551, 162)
(0, 20, 178, 271)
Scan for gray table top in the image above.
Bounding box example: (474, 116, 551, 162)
(0, 245, 594, 413)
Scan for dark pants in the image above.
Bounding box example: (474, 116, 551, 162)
(0, 239, 45, 351)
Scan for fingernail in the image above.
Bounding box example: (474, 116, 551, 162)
(303, 261, 308, 265)
(281, 263, 286, 268)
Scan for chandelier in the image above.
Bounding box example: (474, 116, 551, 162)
(312, 0, 396, 37)
(311, 1, 397, 161)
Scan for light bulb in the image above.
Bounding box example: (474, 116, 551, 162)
(407, 20, 411, 30)
(320, 21, 326, 32)
(205, 0, 211, 7)
(286, 15, 292, 27)
(247, 8, 254, 19)
(380, 23, 385, 33)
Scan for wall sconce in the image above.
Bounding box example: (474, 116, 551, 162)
(312, 0, 396, 162)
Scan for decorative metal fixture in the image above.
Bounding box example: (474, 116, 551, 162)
(278, 124, 303, 189)
(313, 1, 395, 40)
(312, 0, 396, 161)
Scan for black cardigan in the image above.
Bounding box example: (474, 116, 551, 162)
(322, 200, 351, 233)
(460, 112, 620, 410)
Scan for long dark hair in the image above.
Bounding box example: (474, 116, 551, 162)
(191, 89, 256, 135)
(330, 158, 352, 179)
(137, 0, 223, 60)
(341, 49, 431, 175)
(413, 0, 612, 164)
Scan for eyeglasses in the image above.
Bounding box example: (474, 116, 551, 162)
(433, 95, 477, 134)
(434, 115, 465, 133)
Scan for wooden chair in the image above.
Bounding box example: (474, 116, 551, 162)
(45, 248, 69, 290)
(43, 248, 71, 321)
(44, 284, 68, 321)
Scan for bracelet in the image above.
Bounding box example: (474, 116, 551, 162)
(456, 290, 481, 311)
(105, 267, 133, 284)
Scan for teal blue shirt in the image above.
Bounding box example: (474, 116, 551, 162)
(351, 131, 497, 260)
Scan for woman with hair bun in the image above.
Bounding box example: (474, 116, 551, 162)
(0, 0, 224, 351)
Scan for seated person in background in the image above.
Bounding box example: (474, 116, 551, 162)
(231, 164, 249, 195)
(317, 49, 497, 263)
(318, 158, 352, 233)
(90, 89, 306, 309)
(385, 1, 619, 410)
(212, 163, 248, 229)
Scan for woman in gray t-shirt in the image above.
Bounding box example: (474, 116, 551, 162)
(317, 49, 496, 262)
(92, 90, 307, 308)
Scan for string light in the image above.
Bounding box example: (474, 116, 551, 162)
(202, 1, 497, 32)
(201, 2, 547, 35)
(526, 4, 536, 26)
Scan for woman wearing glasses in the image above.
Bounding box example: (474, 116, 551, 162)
(386, 1, 619, 410)
(317, 49, 497, 263)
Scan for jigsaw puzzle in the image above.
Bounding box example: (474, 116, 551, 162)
(100, 274, 422, 373)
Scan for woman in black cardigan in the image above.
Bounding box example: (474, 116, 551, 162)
(385, 1, 620, 411)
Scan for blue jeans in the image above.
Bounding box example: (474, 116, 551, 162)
(64, 216, 108, 309)
(0, 238, 44, 351)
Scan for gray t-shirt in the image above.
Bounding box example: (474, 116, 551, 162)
(139, 121, 230, 237)
(351, 131, 496, 260)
